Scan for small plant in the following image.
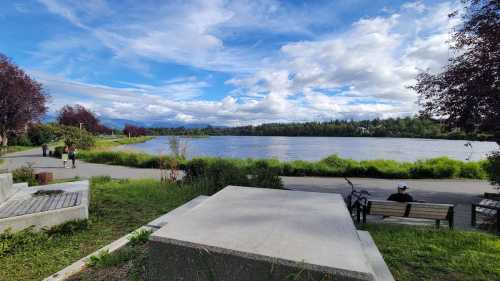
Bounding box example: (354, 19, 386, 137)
(128, 229, 152, 246)
(160, 136, 188, 183)
(12, 163, 37, 186)
(86, 250, 111, 267)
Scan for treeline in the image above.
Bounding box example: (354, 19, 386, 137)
(148, 117, 493, 141)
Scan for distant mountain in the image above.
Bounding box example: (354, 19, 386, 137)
(42, 113, 223, 129)
(100, 117, 218, 129)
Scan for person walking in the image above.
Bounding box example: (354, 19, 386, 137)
(68, 145, 77, 168)
(62, 146, 69, 168)
(42, 143, 48, 157)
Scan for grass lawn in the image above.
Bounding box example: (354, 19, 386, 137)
(93, 136, 154, 150)
(0, 177, 211, 281)
(64, 223, 500, 281)
(362, 224, 500, 281)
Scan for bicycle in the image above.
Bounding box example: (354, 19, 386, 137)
(344, 177, 370, 223)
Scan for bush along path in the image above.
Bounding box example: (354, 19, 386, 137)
(77, 150, 490, 180)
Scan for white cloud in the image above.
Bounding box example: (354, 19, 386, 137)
(32, 1, 457, 125)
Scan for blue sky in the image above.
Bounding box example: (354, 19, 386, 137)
(0, 0, 459, 126)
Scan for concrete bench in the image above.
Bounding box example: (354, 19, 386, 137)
(0, 173, 89, 233)
(361, 200, 454, 229)
(471, 199, 500, 235)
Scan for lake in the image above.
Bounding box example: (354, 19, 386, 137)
(117, 136, 498, 162)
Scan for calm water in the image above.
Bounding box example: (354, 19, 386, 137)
(117, 136, 498, 162)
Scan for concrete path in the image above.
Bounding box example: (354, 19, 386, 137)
(0, 148, 162, 180)
(2, 148, 494, 230)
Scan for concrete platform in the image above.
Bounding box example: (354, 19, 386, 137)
(358, 231, 395, 281)
(149, 186, 376, 281)
(0, 174, 89, 233)
(147, 195, 208, 229)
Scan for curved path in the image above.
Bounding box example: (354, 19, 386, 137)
(1, 147, 495, 229)
(0, 148, 162, 180)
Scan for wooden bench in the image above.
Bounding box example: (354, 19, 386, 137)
(471, 199, 500, 235)
(360, 200, 454, 229)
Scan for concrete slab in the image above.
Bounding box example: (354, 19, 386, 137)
(147, 195, 208, 229)
(0, 173, 18, 203)
(149, 186, 375, 281)
(358, 231, 395, 281)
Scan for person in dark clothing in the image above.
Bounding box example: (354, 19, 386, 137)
(42, 143, 48, 157)
(387, 183, 414, 202)
(68, 146, 77, 168)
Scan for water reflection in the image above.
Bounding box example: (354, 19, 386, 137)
(119, 136, 499, 162)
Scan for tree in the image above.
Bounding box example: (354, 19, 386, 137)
(411, 0, 500, 189)
(0, 54, 48, 146)
(123, 124, 146, 137)
(411, 0, 499, 144)
(57, 104, 111, 134)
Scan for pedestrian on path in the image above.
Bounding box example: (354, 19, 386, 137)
(42, 143, 48, 157)
(69, 145, 77, 168)
(62, 146, 69, 168)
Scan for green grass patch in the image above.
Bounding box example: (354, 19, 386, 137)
(362, 224, 500, 281)
(0, 145, 35, 156)
(93, 136, 154, 149)
(0, 177, 212, 281)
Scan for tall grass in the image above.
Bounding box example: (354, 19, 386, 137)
(77, 150, 489, 179)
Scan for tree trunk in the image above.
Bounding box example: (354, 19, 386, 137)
(1, 132, 7, 147)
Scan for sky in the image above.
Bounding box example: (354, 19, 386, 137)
(0, 0, 461, 126)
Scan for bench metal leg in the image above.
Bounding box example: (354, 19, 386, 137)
(471, 204, 477, 226)
(497, 212, 500, 236)
(435, 220, 440, 229)
(356, 205, 361, 224)
(362, 206, 367, 224)
(448, 207, 454, 229)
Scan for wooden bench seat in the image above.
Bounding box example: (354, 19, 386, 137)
(361, 200, 454, 229)
(471, 199, 500, 235)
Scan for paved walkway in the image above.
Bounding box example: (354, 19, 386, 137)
(0, 148, 162, 179)
(2, 148, 494, 230)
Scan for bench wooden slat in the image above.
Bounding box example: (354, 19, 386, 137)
(364, 200, 454, 229)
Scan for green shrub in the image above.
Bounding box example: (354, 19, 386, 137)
(410, 157, 461, 178)
(27, 124, 57, 145)
(12, 164, 37, 186)
(184, 158, 210, 179)
(53, 146, 64, 158)
(460, 161, 487, 179)
(486, 151, 500, 192)
(77, 149, 488, 180)
(13, 134, 32, 146)
(249, 160, 283, 189)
